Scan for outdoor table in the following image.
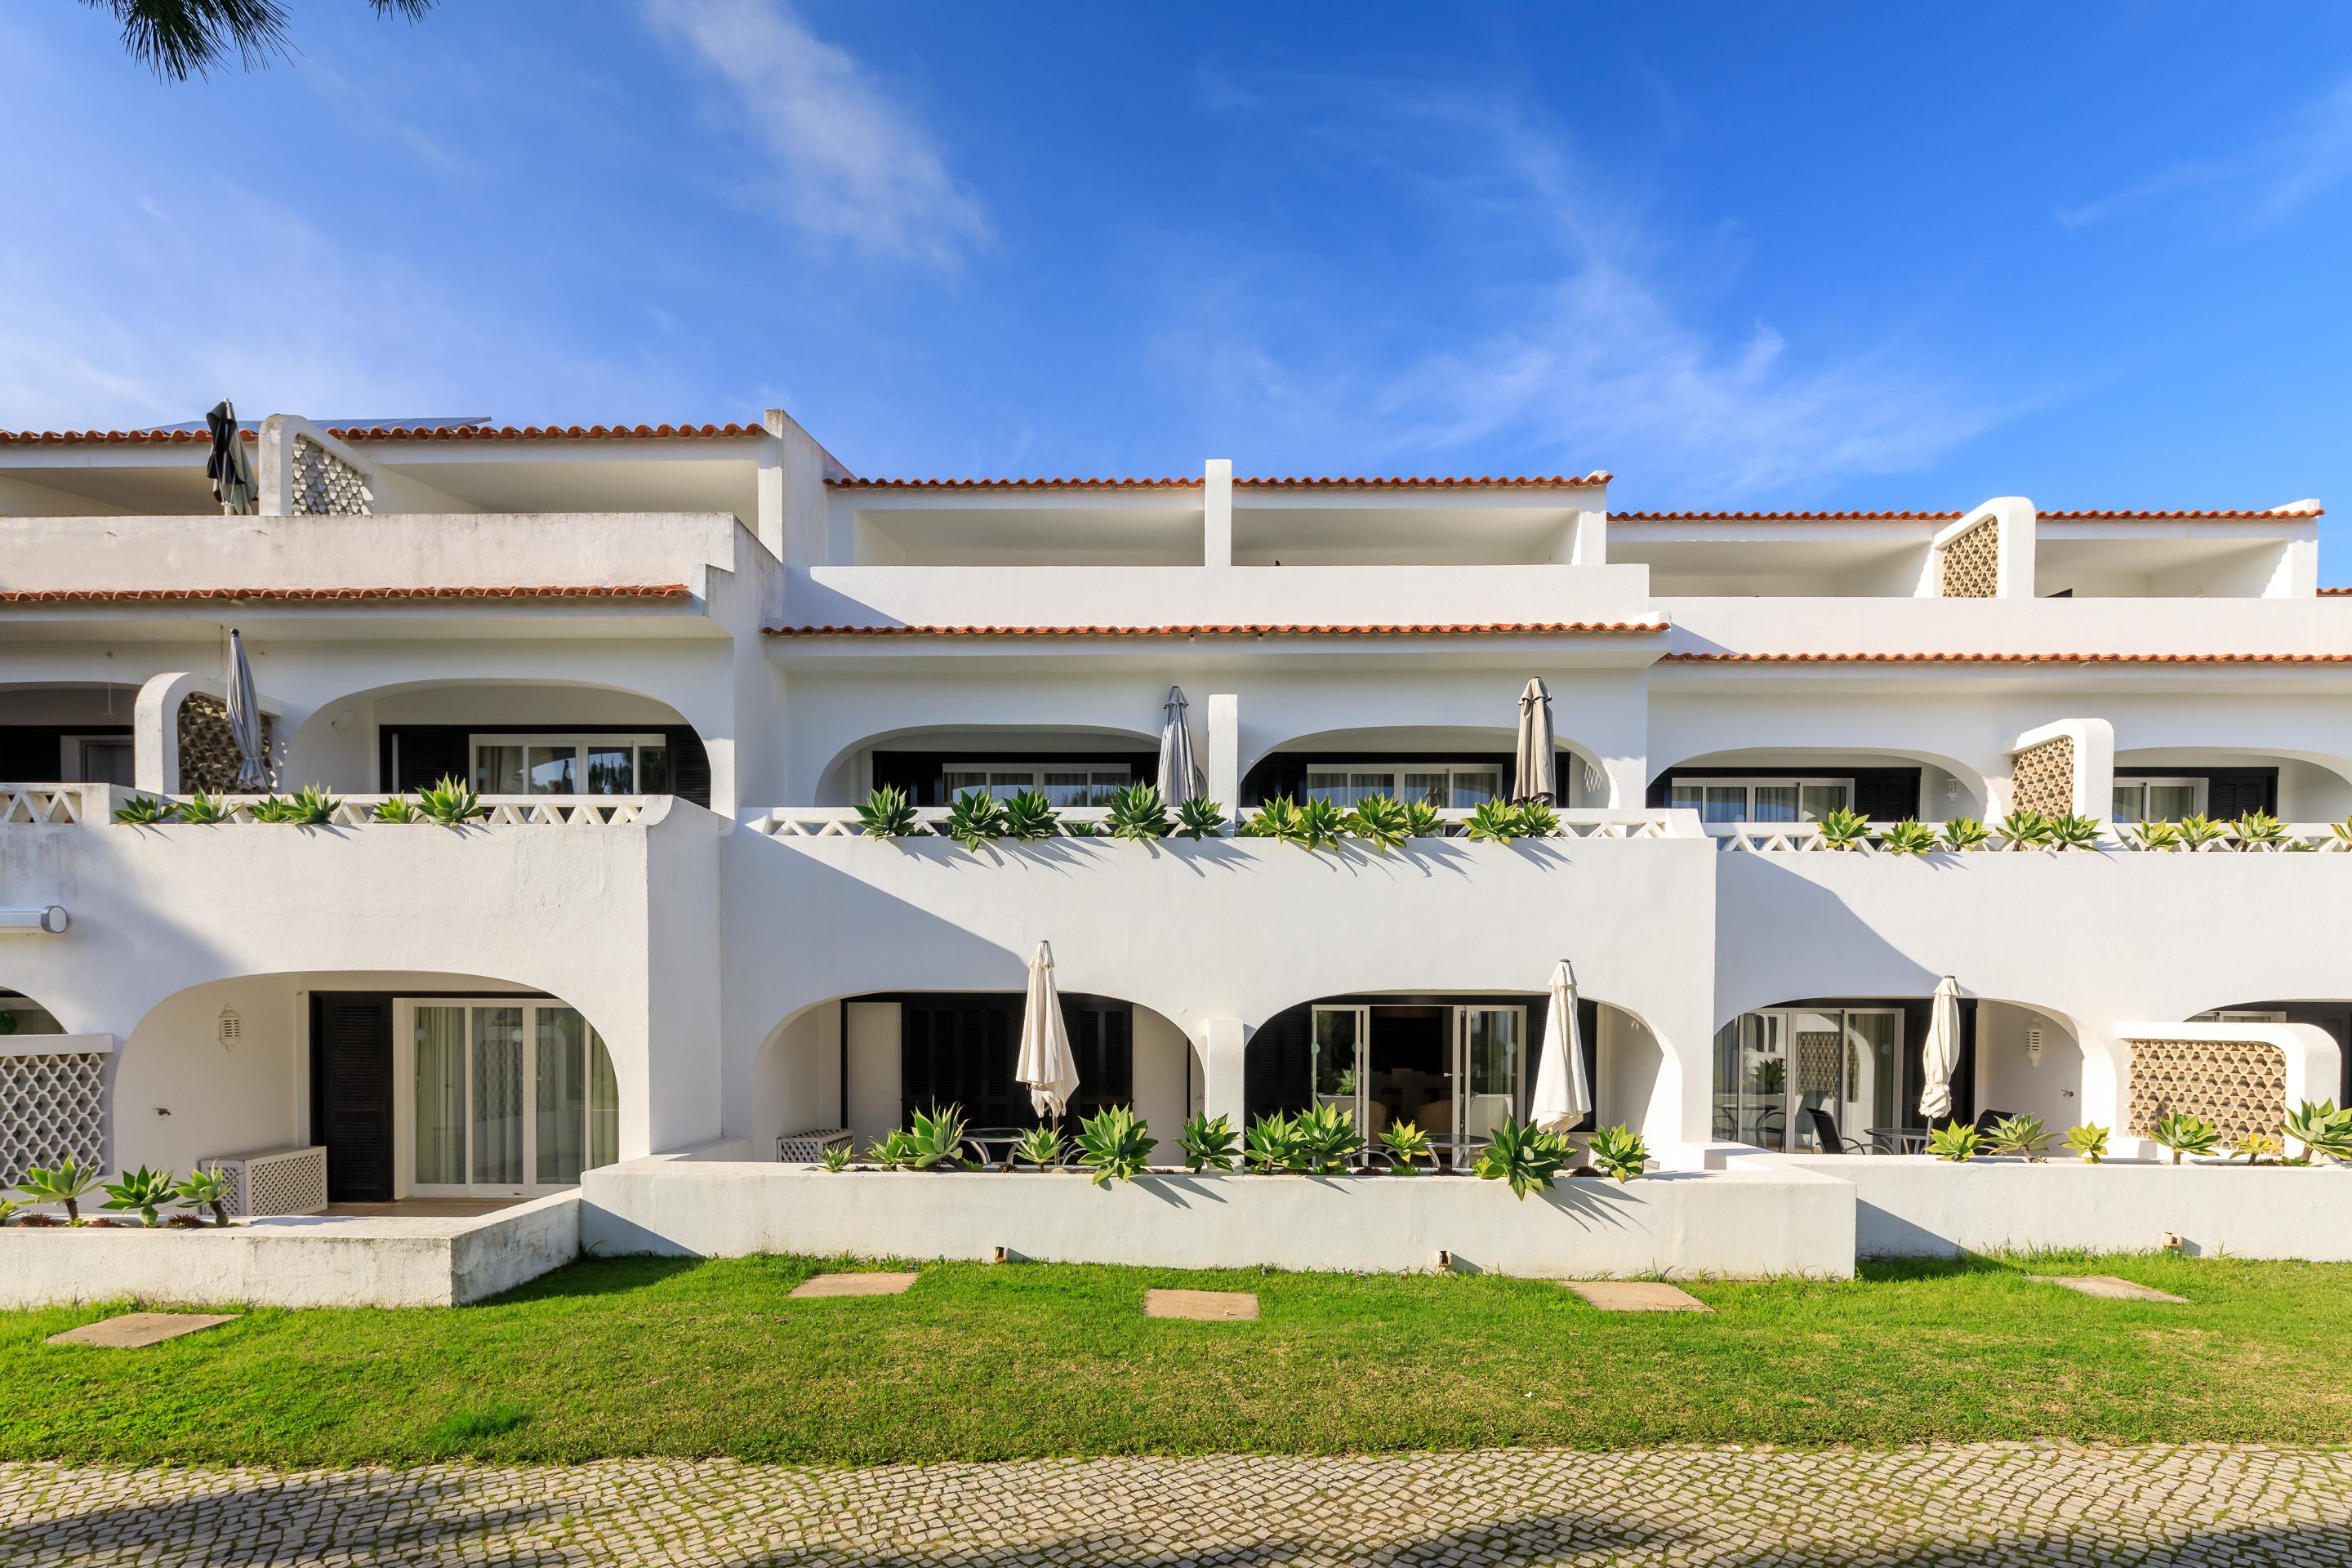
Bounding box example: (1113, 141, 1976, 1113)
(962, 1127, 1031, 1166)
(1866, 1126, 1931, 1155)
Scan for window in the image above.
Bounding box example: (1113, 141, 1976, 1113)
(2112, 777, 2204, 823)
(942, 764, 1130, 807)
(1303, 764, 1502, 808)
(403, 999, 619, 1194)
(470, 734, 669, 797)
(1668, 777, 1852, 825)
(1713, 1008, 1900, 1152)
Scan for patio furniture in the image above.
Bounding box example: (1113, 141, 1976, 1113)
(961, 1125, 1034, 1166)
(1865, 1126, 1932, 1155)
(1803, 1107, 1868, 1154)
(776, 1127, 854, 1163)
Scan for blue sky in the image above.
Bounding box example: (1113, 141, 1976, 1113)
(4, 2, 2350, 553)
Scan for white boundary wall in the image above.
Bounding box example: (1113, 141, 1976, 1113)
(578, 1162, 1856, 1280)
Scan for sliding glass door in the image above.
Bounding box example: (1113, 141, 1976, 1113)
(1714, 1008, 1901, 1152)
(399, 1000, 619, 1196)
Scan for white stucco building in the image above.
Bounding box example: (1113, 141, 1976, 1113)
(2, 411, 2345, 1210)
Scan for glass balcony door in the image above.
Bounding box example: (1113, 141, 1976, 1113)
(1715, 1007, 1902, 1152)
(1451, 1005, 1526, 1153)
(1310, 1004, 1370, 1143)
(399, 999, 619, 1196)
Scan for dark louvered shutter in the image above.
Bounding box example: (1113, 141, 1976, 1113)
(387, 728, 472, 793)
(665, 727, 712, 808)
(1245, 1004, 1314, 1119)
(1070, 1003, 1133, 1120)
(309, 994, 394, 1202)
(2206, 772, 2278, 819)
(1852, 771, 1921, 822)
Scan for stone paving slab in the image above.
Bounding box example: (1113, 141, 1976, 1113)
(44, 1313, 240, 1349)
(1144, 1287, 1259, 1321)
(4, 1444, 2348, 1566)
(1563, 1280, 1712, 1312)
(2029, 1273, 2192, 1303)
(786, 1271, 919, 1298)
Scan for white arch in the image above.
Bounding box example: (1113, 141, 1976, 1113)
(809, 721, 1161, 805)
(1244, 724, 1619, 807)
(1651, 744, 1993, 818)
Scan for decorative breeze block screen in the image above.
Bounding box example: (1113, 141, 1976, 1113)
(203, 1146, 330, 1217)
(0, 1050, 107, 1187)
(292, 436, 373, 514)
(2009, 735, 2075, 818)
(177, 692, 275, 793)
(2127, 1038, 2288, 1146)
(1938, 518, 1999, 598)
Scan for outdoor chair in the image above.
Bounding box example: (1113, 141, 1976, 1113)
(1803, 1107, 1868, 1154)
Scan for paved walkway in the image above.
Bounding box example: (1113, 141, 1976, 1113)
(3, 1444, 2348, 1566)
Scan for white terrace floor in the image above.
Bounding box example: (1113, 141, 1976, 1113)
(3, 1444, 2347, 1567)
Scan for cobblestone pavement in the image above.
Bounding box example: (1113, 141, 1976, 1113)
(3, 1444, 2348, 1566)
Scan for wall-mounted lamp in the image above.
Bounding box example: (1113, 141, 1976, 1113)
(217, 1007, 243, 1051)
(2025, 1023, 2044, 1068)
(0, 906, 69, 934)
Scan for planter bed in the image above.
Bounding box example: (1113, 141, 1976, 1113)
(578, 1161, 1855, 1279)
(1762, 1153, 2352, 1261)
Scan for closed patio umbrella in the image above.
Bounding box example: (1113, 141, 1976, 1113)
(1513, 677, 1557, 804)
(1156, 684, 1200, 802)
(204, 400, 256, 516)
(1530, 960, 1593, 1133)
(1918, 975, 1963, 1122)
(225, 628, 270, 790)
(1016, 940, 1080, 1120)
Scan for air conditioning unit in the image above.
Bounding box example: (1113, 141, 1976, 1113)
(201, 1145, 329, 1218)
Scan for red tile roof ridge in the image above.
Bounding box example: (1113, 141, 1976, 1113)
(826, 472, 1611, 490)
(1662, 650, 2352, 665)
(0, 425, 763, 445)
(765, 619, 1665, 639)
(0, 585, 693, 604)
(1617, 506, 2323, 522)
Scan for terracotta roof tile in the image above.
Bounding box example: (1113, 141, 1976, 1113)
(1617, 506, 2323, 522)
(0, 424, 761, 446)
(2038, 506, 2323, 521)
(827, 473, 1610, 491)
(0, 428, 253, 446)
(2320, 586, 2351, 595)
(0, 585, 692, 604)
(1662, 650, 2352, 666)
(766, 620, 1664, 639)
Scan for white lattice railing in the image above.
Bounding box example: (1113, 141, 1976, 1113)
(0, 785, 654, 828)
(0, 785, 88, 824)
(760, 805, 1691, 840)
(1713, 822, 2352, 854)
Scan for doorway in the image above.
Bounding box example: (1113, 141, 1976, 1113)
(395, 999, 619, 1197)
(1310, 1002, 1527, 1164)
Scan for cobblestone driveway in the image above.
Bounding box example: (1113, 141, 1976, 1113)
(3, 1444, 2347, 1566)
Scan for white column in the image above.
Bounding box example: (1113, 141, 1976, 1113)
(1206, 693, 1239, 812)
(1199, 1017, 1249, 1125)
(1203, 459, 1233, 567)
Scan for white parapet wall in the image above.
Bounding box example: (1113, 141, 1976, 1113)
(0, 1192, 580, 1310)
(579, 1161, 1856, 1280)
(1762, 1154, 2352, 1262)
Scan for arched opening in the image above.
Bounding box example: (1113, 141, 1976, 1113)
(813, 723, 1163, 808)
(0, 681, 136, 784)
(2187, 998, 2352, 1105)
(1244, 726, 1614, 808)
(751, 990, 1199, 1162)
(1650, 747, 1990, 825)
(112, 972, 623, 1208)
(2110, 748, 2352, 825)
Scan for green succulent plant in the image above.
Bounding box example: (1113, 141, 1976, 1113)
(100, 1165, 177, 1227)
(2063, 1122, 2109, 1164)
(372, 795, 421, 823)
(2176, 813, 2227, 849)
(866, 1129, 918, 1169)
(1290, 1100, 1364, 1173)
(1880, 817, 1938, 856)
(1940, 816, 1990, 851)
(2233, 810, 2288, 849)
(2048, 812, 2103, 851)
(2332, 817, 2352, 848)
(112, 794, 177, 824)
(1239, 796, 1305, 844)
(1927, 1122, 1982, 1163)
(1994, 808, 2055, 849)
(819, 1143, 853, 1172)
(1379, 1119, 1432, 1173)
(1985, 1113, 2050, 1160)
(2235, 1130, 2284, 1165)
(1463, 799, 1527, 843)
(903, 1103, 969, 1170)
(1294, 796, 1347, 849)
(1173, 796, 1226, 840)
(1587, 1123, 1652, 1183)
(2284, 1099, 2352, 1162)
(19, 1158, 101, 1223)
(1815, 807, 1870, 849)
(2132, 818, 2182, 852)
(2148, 1110, 2221, 1165)
(944, 788, 1009, 851)
(1344, 793, 1413, 852)
(1106, 782, 1171, 840)
(0, 1196, 17, 1227)
(1245, 1111, 1301, 1173)
(855, 784, 921, 839)
(176, 792, 232, 824)
(172, 1167, 236, 1227)
(1000, 787, 1061, 840)
(1514, 799, 1560, 837)
(418, 775, 487, 827)
(1178, 1111, 1240, 1172)
(1402, 799, 1446, 838)
(1012, 1124, 1067, 1169)
(1075, 1104, 1153, 1185)
(252, 783, 342, 826)
(1473, 1117, 1572, 1198)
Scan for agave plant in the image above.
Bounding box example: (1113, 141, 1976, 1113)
(2233, 810, 2288, 849)
(1107, 782, 1171, 841)
(1239, 795, 1306, 844)
(1294, 796, 1347, 850)
(2235, 1130, 2284, 1165)
(1984, 1113, 2049, 1161)
(1173, 796, 1225, 840)
(176, 792, 232, 825)
(944, 788, 1009, 851)
(1379, 1119, 1432, 1174)
(2148, 1110, 2221, 1165)
(2131, 818, 2183, 852)
(1000, 787, 1060, 840)
(904, 1103, 969, 1170)
(172, 1167, 236, 1227)
(2176, 813, 2228, 850)
(1515, 800, 1560, 837)
(1994, 808, 2055, 849)
(866, 1129, 918, 1170)
(1402, 798, 1446, 839)
(1012, 1124, 1068, 1169)
(100, 1165, 176, 1227)
(1927, 1122, 1981, 1163)
(2333, 817, 2352, 849)
(372, 795, 421, 823)
(1290, 1100, 1364, 1173)
(1245, 1111, 1301, 1173)
(855, 784, 921, 839)
(1076, 1104, 1153, 1186)
(1940, 816, 1990, 852)
(2283, 1099, 2352, 1163)
(1880, 818, 1938, 857)
(418, 775, 488, 827)
(2063, 1123, 2109, 1164)
(1344, 793, 1413, 852)
(1473, 1117, 1571, 1199)
(1178, 1111, 1240, 1172)
(1815, 807, 1870, 849)
(820, 1143, 854, 1172)
(112, 794, 177, 825)
(20, 1158, 101, 1223)
(2048, 813, 2103, 852)
(1463, 799, 1526, 843)
(1587, 1123, 1652, 1183)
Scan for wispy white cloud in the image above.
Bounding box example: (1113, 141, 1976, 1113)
(637, 0, 989, 268)
(2058, 75, 2352, 228)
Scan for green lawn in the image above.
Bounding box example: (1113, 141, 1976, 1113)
(2, 1253, 2347, 1467)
